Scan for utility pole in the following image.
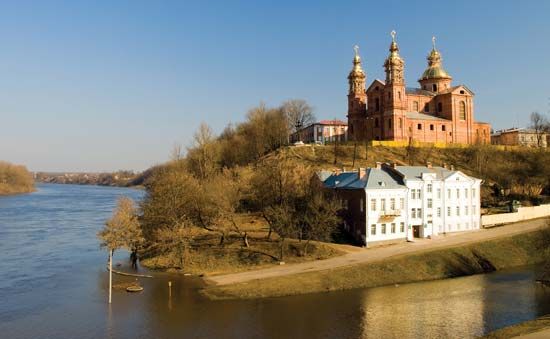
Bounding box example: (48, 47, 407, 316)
(109, 249, 113, 304)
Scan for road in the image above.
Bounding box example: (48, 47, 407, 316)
(206, 218, 548, 286)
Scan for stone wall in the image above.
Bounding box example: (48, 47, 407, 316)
(481, 204, 550, 227)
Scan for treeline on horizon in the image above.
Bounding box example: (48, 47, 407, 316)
(0, 161, 35, 195)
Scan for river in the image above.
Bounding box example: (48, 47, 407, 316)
(0, 183, 548, 338)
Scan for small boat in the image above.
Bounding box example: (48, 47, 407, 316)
(126, 285, 144, 292)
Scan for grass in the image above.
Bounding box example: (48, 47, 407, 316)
(140, 213, 345, 276)
(201, 229, 548, 300)
(482, 314, 550, 338)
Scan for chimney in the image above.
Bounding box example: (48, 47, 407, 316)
(392, 163, 397, 169)
(450, 165, 455, 171)
(426, 162, 432, 169)
(443, 163, 448, 169)
(334, 168, 341, 175)
(358, 167, 367, 179)
(375, 162, 382, 169)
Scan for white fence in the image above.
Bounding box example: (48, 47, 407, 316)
(482, 204, 550, 227)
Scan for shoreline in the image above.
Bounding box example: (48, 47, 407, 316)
(200, 227, 548, 300)
(482, 314, 550, 338)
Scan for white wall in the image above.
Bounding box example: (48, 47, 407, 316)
(481, 204, 550, 227)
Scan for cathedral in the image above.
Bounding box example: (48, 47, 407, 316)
(347, 31, 491, 144)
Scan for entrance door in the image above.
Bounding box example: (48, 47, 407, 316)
(413, 225, 421, 238)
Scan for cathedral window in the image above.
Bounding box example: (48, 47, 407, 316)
(438, 102, 443, 113)
(432, 84, 437, 92)
(442, 125, 446, 131)
(459, 101, 466, 120)
(430, 124, 434, 131)
(417, 124, 422, 130)
(398, 91, 401, 100)
(413, 101, 419, 111)
(375, 98, 380, 112)
(374, 118, 379, 128)
(424, 103, 429, 112)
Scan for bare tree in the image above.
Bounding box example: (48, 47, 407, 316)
(282, 99, 315, 136)
(530, 112, 549, 148)
(97, 197, 144, 303)
(187, 123, 221, 179)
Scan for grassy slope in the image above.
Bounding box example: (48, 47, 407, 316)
(202, 229, 546, 300)
(482, 314, 550, 338)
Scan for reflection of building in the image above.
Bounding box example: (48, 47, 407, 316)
(347, 32, 491, 144)
(320, 163, 481, 246)
(290, 120, 347, 144)
(491, 128, 548, 147)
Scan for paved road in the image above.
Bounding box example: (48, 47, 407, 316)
(207, 218, 548, 286)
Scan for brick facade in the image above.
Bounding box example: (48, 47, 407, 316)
(347, 34, 491, 145)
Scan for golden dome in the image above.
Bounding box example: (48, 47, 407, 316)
(420, 36, 452, 80)
(349, 45, 365, 78)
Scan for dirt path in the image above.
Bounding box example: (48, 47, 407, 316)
(206, 218, 548, 286)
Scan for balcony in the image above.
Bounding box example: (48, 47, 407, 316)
(380, 209, 401, 216)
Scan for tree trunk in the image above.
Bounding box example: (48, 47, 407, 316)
(219, 233, 225, 246)
(303, 239, 311, 256)
(109, 249, 113, 304)
(279, 238, 285, 261)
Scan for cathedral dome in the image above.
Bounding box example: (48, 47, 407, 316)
(420, 37, 452, 80)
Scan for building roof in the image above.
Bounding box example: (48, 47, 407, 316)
(492, 127, 541, 136)
(406, 87, 435, 96)
(321, 164, 478, 190)
(405, 111, 450, 122)
(318, 119, 347, 126)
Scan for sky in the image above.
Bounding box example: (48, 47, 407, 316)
(0, 0, 549, 172)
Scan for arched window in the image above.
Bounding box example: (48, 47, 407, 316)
(432, 84, 437, 92)
(398, 91, 401, 100)
(375, 98, 380, 112)
(459, 101, 466, 120)
(438, 102, 443, 113)
(374, 118, 379, 128)
(413, 101, 419, 111)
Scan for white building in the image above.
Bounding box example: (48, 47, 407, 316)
(320, 162, 482, 246)
(290, 120, 348, 144)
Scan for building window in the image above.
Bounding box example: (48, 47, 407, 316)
(437, 188, 441, 199)
(456, 206, 460, 216)
(388, 119, 392, 129)
(417, 189, 422, 200)
(387, 92, 391, 99)
(447, 189, 451, 199)
(472, 188, 476, 198)
(400, 198, 405, 209)
(437, 207, 441, 217)
(418, 123, 422, 130)
(472, 205, 476, 215)
(427, 184, 433, 193)
(381, 198, 386, 211)
(457, 223, 461, 230)
(417, 208, 422, 218)
(371, 199, 377, 211)
(375, 98, 380, 112)
(456, 189, 460, 199)
(412, 209, 416, 218)
(447, 207, 451, 216)
(432, 84, 437, 92)
(411, 190, 416, 199)
(442, 125, 446, 131)
(465, 206, 469, 215)
(399, 118, 403, 128)
(438, 102, 443, 113)
(400, 222, 405, 233)
(465, 188, 469, 198)
(459, 101, 466, 120)
(398, 91, 401, 100)
(371, 224, 376, 235)
(375, 118, 379, 128)
(413, 101, 419, 111)
(360, 199, 364, 212)
(390, 198, 396, 210)
(424, 103, 429, 112)
(381, 224, 387, 234)
(430, 124, 434, 131)
(391, 223, 396, 233)
(428, 198, 433, 208)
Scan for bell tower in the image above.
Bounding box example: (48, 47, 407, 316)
(347, 45, 367, 141)
(383, 31, 407, 140)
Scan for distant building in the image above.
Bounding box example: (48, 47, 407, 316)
(347, 32, 491, 145)
(320, 163, 482, 246)
(491, 128, 548, 147)
(290, 120, 348, 144)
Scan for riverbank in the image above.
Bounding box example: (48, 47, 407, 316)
(201, 226, 549, 300)
(482, 314, 550, 338)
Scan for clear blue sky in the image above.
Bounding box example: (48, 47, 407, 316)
(1, 0, 549, 172)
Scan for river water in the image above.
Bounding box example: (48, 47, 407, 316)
(0, 183, 548, 339)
